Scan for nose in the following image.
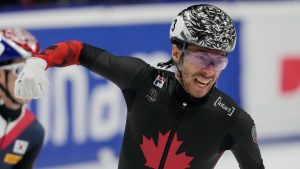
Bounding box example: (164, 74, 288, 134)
(202, 63, 215, 76)
(205, 63, 215, 71)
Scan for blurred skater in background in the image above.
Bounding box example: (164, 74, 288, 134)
(0, 28, 44, 169)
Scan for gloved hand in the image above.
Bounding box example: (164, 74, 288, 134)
(14, 57, 48, 99)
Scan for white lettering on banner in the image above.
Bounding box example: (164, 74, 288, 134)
(35, 67, 125, 146)
(89, 82, 122, 141)
(53, 67, 88, 145)
(96, 148, 118, 168)
(34, 76, 51, 145)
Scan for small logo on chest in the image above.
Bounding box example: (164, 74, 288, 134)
(213, 96, 235, 116)
(4, 153, 22, 165)
(13, 139, 29, 155)
(153, 75, 166, 88)
(146, 88, 158, 103)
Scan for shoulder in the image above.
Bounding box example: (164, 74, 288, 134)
(213, 91, 255, 141)
(210, 88, 242, 118)
(211, 88, 254, 129)
(152, 68, 174, 80)
(25, 109, 45, 138)
(136, 65, 174, 83)
(209, 88, 258, 142)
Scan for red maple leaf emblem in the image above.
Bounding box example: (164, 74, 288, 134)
(140, 130, 194, 169)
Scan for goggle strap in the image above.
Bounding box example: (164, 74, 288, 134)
(157, 59, 174, 69)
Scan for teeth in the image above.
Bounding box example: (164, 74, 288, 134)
(195, 79, 208, 86)
(196, 78, 210, 85)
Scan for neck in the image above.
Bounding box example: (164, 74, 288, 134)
(0, 104, 22, 122)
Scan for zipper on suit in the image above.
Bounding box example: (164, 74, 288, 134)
(158, 102, 187, 169)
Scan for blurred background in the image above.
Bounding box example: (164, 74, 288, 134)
(1, 0, 299, 168)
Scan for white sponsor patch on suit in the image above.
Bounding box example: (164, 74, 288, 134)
(252, 126, 258, 143)
(153, 75, 166, 88)
(13, 140, 29, 155)
(213, 96, 235, 116)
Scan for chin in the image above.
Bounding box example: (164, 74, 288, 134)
(189, 90, 207, 98)
(17, 99, 31, 104)
(191, 87, 212, 98)
(192, 93, 207, 98)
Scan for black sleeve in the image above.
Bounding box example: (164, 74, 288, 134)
(79, 43, 151, 90)
(230, 112, 265, 169)
(13, 132, 44, 169)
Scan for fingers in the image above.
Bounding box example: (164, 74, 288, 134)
(14, 57, 49, 100)
(14, 80, 21, 98)
(14, 72, 48, 99)
(31, 83, 41, 99)
(39, 79, 49, 97)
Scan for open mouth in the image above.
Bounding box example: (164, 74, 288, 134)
(195, 78, 211, 88)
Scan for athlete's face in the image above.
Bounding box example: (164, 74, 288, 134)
(172, 44, 227, 98)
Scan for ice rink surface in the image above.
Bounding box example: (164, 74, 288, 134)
(215, 141, 300, 169)
(39, 141, 300, 169)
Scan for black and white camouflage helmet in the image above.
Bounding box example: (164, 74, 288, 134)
(170, 4, 236, 52)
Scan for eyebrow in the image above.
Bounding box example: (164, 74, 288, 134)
(189, 49, 226, 57)
(188, 47, 226, 56)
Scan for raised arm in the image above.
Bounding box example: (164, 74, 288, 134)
(14, 40, 150, 99)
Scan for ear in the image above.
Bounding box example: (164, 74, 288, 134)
(171, 44, 181, 63)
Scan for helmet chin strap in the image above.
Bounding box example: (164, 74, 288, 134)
(157, 42, 188, 89)
(0, 70, 23, 122)
(0, 70, 23, 105)
(175, 43, 187, 86)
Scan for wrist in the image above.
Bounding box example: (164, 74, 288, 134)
(25, 57, 47, 70)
